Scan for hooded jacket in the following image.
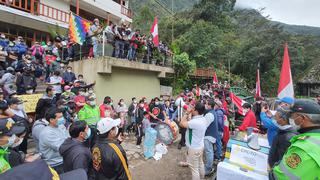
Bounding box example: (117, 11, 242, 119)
(59, 138, 92, 173)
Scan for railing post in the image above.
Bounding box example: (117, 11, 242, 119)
(76, 0, 79, 15)
(30, 0, 34, 14)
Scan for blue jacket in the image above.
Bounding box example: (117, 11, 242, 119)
(260, 112, 278, 146)
(215, 108, 225, 133)
(0, 39, 8, 48)
(62, 71, 76, 84)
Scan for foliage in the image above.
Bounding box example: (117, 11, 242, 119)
(132, 1, 320, 97)
(173, 53, 196, 94)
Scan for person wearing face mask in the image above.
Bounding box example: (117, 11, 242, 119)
(268, 107, 298, 168)
(260, 102, 279, 146)
(148, 97, 165, 123)
(47, 70, 64, 100)
(276, 96, 294, 108)
(128, 97, 138, 131)
(0, 119, 26, 173)
(87, 87, 96, 99)
(270, 99, 320, 180)
(179, 102, 210, 180)
(59, 121, 92, 174)
(39, 108, 69, 174)
(35, 86, 56, 120)
(93, 118, 131, 180)
(16, 67, 37, 95)
(78, 96, 100, 126)
(61, 86, 75, 100)
(74, 88, 86, 113)
(237, 103, 257, 131)
(135, 100, 146, 148)
(100, 96, 115, 118)
(62, 66, 76, 86)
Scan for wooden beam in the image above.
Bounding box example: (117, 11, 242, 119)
(76, 0, 80, 15)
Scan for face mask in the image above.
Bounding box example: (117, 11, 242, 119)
(109, 102, 113, 106)
(79, 92, 85, 96)
(289, 118, 301, 130)
(120, 102, 124, 105)
(85, 128, 91, 140)
(67, 69, 72, 73)
(140, 104, 144, 108)
(133, 100, 137, 104)
(26, 89, 33, 94)
(89, 90, 93, 94)
(66, 90, 71, 93)
(12, 137, 23, 148)
(17, 104, 24, 110)
(1, 134, 17, 148)
(155, 102, 160, 106)
(89, 101, 96, 106)
(57, 117, 65, 126)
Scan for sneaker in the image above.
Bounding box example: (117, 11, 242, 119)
(136, 145, 141, 149)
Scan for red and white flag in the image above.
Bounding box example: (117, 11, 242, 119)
(278, 43, 294, 99)
(213, 71, 218, 84)
(255, 68, 261, 98)
(230, 92, 247, 116)
(150, 17, 159, 47)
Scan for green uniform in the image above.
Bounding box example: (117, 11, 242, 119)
(272, 130, 320, 180)
(78, 104, 100, 126)
(0, 148, 11, 174)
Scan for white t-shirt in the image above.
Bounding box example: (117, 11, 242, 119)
(186, 115, 209, 150)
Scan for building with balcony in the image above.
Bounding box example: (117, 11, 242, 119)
(0, 0, 133, 46)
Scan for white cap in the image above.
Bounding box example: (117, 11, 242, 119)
(97, 118, 121, 134)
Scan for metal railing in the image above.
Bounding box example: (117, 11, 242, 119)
(0, 0, 37, 13)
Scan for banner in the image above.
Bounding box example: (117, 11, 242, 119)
(16, 94, 42, 113)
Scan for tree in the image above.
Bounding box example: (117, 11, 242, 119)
(173, 52, 196, 94)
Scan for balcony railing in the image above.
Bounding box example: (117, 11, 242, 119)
(121, 5, 133, 18)
(194, 68, 215, 78)
(0, 0, 69, 23)
(38, 3, 69, 23)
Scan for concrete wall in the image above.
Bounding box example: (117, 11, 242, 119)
(70, 58, 171, 105)
(41, 0, 70, 12)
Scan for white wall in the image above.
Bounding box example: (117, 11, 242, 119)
(40, 0, 70, 12)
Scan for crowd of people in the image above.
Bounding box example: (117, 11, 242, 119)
(0, 56, 319, 179)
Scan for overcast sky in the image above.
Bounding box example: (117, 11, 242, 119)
(235, 0, 320, 27)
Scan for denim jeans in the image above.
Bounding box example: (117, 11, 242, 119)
(93, 42, 99, 58)
(127, 46, 136, 60)
(204, 139, 214, 174)
(215, 133, 223, 159)
(115, 40, 124, 58)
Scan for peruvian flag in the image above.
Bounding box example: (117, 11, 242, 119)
(255, 68, 261, 98)
(230, 92, 247, 116)
(213, 71, 218, 84)
(150, 17, 159, 47)
(278, 43, 294, 99)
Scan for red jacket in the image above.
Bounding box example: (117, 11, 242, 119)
(238, 110, 257, 131)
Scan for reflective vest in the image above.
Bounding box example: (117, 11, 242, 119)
(78, 104, 100, 126)
(0, 148, 11, 174)
(272, 132, 320, 180)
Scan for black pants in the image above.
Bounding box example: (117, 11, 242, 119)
(136, 123, 143, 145)
(179, 127, 186, 146)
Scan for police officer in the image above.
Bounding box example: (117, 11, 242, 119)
(92, 118, 131, 180)
(270, 99, 320, 179)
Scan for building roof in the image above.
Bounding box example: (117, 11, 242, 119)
(298, 63, 320, 84)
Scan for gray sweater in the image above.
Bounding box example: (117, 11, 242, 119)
(39, 125, 69, 166)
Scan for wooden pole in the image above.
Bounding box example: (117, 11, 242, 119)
(76, 0, 79, 15)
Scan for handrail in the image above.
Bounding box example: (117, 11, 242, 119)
(38, 3, 69, 23)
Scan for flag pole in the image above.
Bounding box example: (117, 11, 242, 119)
(80, 44, 82, 60)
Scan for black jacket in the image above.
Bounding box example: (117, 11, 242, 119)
(92, 138, 128, 180)
(35, 94, 56, 120)
(59, 138, 92, 174)
(135, 107, 145, 124)
(268, 127, 298, 167)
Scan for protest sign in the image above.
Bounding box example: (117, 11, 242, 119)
(16, 94, 43, 113)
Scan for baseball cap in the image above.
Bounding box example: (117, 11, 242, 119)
(276, 97, 294, 105)
(64, 85, 71, 91)
(97, 118, 121, 134)
(290, 99, 320, 115)
(0, 119, 25, 136)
